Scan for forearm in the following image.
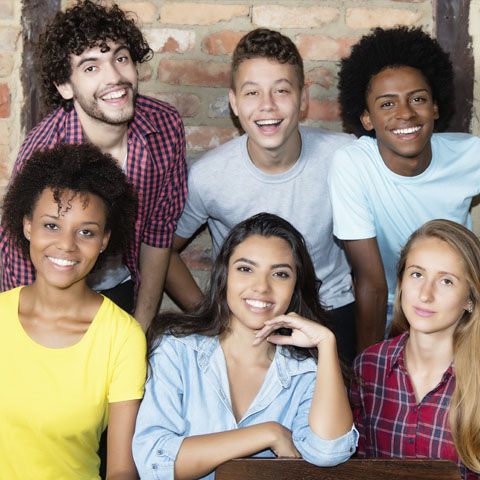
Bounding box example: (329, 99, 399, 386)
(354, 281, 387, 353)
(309, 332, 353, 440)
(134, 244, 171, 331)
(165, 250, 204, 311)
(174, 423, 277, 480)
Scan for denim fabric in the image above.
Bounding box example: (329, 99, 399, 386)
(133, 334, 358, 479)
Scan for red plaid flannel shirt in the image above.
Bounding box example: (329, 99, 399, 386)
(351, 332, 477, 479)
(0, 95, 187, 297)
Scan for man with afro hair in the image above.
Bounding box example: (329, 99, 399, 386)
(0, 0, 187, 331)
(328, 26, 480, 352)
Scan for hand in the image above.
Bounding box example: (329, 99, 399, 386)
(267, 422, 301, 458)
(253, 312, 334, 348)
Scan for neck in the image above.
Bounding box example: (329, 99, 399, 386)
(247, 129, 301, 174)
(379, 141, 433, 177)
(75, 107, 129, 166)
(405, 329, 454, 372)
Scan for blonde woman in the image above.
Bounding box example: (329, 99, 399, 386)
(351, 219, 480, 479)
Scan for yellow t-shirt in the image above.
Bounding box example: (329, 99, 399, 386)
(0, 287, 146, 479)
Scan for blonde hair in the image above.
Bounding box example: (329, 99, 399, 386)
(390, 219, 480, 472)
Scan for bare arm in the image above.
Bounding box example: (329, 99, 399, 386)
(345, 238, 387, 353)
(164, 234, 204, 311)
(255, 313, 352, 440)
(106, 400, 141, 480)
(174, 422, 298, 480)
(134, 244, 170, 331)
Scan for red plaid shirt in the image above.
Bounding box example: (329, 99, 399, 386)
(351, 332, 476, 479)
(0, 95, 187, 297)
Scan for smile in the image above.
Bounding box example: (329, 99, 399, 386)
(392, 126, 421, 135)
(255, 119, 282, 127)
(245, 299, 273, 309)
(47, 256, 77, 267)
(413, 306, 435, 317)
(101, 89, 127, 100)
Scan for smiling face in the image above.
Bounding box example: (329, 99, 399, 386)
(229, 58, 308, 171)
(56, 41, 138, 126)
(361, 66, 439, 176)
(226, 234, 297, 334)
(401, 237, 472, 338)
(23, 189, 111, 290)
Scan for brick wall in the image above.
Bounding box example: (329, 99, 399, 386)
(0, 0, 433, 309)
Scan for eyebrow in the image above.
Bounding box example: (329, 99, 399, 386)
(233, 257, 294, 270)
(76, 45, 129, 68)
(240, 78, 294, 90)
(41, 214, 101, 226)
(406, 264, 460, 280)
(374, 88, 430, 102)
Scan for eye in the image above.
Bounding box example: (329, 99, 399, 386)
(237, 266, 252, 273)
(412, 96, 426, 104)
(275, 88, 290, 94)
(441, 278, 453, 286)
(116, 55, 129, 64)
(410, 271, 422, 279)
(245, 91, 258, 96)
(84, 65, 97, 73)
(380, 101, 394, 108)
(44, 223, 59, 230)
(78, 229, 94, 237)
(273, 271, 290, 279)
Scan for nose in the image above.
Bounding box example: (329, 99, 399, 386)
(252, 273, 270, 293)
(57, 231, 76, 252)
(419, 280, 434, 303)
(259, 91, 276, 111)
(105, 61, 122, 84)
(396, 100, 415, 120)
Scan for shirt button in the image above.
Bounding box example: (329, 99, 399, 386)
(413, 407, 417, 413)
(157, 449, 163, 455)
(408, 438, 414, 444)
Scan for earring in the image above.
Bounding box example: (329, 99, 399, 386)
(468, 305, 474, 314)
(99, 249, 103, 253)
(26, 236, 30, 241)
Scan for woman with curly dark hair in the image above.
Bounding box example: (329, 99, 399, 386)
(0, 143, 145, 479)
(327, 26, 480, 353)
(133, 213, 357, 479)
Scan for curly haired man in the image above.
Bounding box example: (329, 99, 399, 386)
(0, 0, 187, 331)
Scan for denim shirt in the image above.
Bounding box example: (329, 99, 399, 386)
(133, 334, 358, 479)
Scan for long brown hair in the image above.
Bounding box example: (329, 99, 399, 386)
(390, 219, 480, 472)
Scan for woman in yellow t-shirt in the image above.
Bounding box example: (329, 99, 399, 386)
(0, 144, 146, 479)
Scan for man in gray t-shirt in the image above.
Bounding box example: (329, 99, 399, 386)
(165, 28, 356, 363)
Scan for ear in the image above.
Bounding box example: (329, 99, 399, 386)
(229, 89, 238, 117)
(360, 109, 375, 132)
(55, 81, 74, 100)
(433, 102, 439, 121)
(464, 299, 474, 314)
(300, 85, 309, 112)
(100, 230, 111, 254)
(23, 216, 32, 241)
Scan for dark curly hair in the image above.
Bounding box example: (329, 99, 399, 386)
(40, 0, 152, 111)
(147, 213, 330, 363)
(2, 143, 137, 269)
(231, 28, 304, 90)
(339, 26, 454, 137)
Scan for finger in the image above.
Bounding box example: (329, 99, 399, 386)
(266, 334, 294, 345)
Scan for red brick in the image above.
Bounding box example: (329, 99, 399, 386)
(146, 28, 195, 53)
(145, 92, 200, 117)
(297, 35, 357, 62)
(0, 145, 9, 184)
(138, 62, 153, 82)
(0, 84, 10, 118)
(0, 52, 13, 77)
(185, 126, 239, 152)
(203, 31, 245, 56)
(158, 59, 231, 87)
(120, 2, 157, 23)
(252, 6, 338, 29)
(160, 3, 249, 25)
(305, 98, 341, 122)
(346, 8, 422, 29)
(305, 67, 335, 90)
(0, 27, 20, 51)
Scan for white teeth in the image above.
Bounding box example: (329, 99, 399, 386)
(256, 119, 281, 126)
(102, 89, 126, 100)
(245, 299, 272, 308)
(393, 126, 421, 135)
(48, 257, 76, 267)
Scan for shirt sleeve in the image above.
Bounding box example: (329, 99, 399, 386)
(350, 355, 366, 457)
(291, 378, 358, 466)
(108, 312, 147, 403)
(142, 117, 188, 248)
(327, 146, 377, 241)
(174, 162, 211, 239)
(132, 336, 187, 480)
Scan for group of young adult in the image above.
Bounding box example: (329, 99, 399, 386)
(1, 0, 480, 479)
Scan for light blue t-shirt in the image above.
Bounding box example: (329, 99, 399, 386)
(132, 334, 358, 479)
(328, 133, 480, 303)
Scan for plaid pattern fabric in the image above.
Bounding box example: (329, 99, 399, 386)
(0, 95, 187, 297)
(351, 332, 478, 479)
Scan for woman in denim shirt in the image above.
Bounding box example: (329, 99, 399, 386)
(133, 213, 358, 479)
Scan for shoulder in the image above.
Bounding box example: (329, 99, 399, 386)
(301, 126, 355, 150)
(134, 94, 183, 125)
(20, 109, 68, 151)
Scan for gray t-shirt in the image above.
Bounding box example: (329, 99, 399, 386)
(177, 126, 354, 310)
